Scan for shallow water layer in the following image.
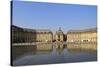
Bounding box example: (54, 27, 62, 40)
(12, 43, 97, 66)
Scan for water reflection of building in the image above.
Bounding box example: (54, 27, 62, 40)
(12, 25, 53, 43)
(37, 43, 53, 51)
(54, 27, 64, 42)
(67, 28, 97, 43)
(67, 43, 97, 50)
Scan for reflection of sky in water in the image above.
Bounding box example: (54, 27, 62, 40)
(12, 44, 97, 66)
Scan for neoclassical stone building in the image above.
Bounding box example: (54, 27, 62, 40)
(67, 28, 97, 43)
(12, 25, 53, 43)
(12, 25, 97, 43)
(54, 27, 64, 42)
(36, 30, 53, 42)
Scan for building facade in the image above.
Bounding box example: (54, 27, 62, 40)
(12, 25, 97, 43)
(54, 27, 64, 42)
(36, 30, 53, 42)
(67, 28, 97, 43)
(12, 25, 53, 43)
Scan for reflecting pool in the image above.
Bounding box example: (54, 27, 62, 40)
(12, 43, 97, 66)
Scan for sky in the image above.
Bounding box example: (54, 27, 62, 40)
(12, 1, 97, 33)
